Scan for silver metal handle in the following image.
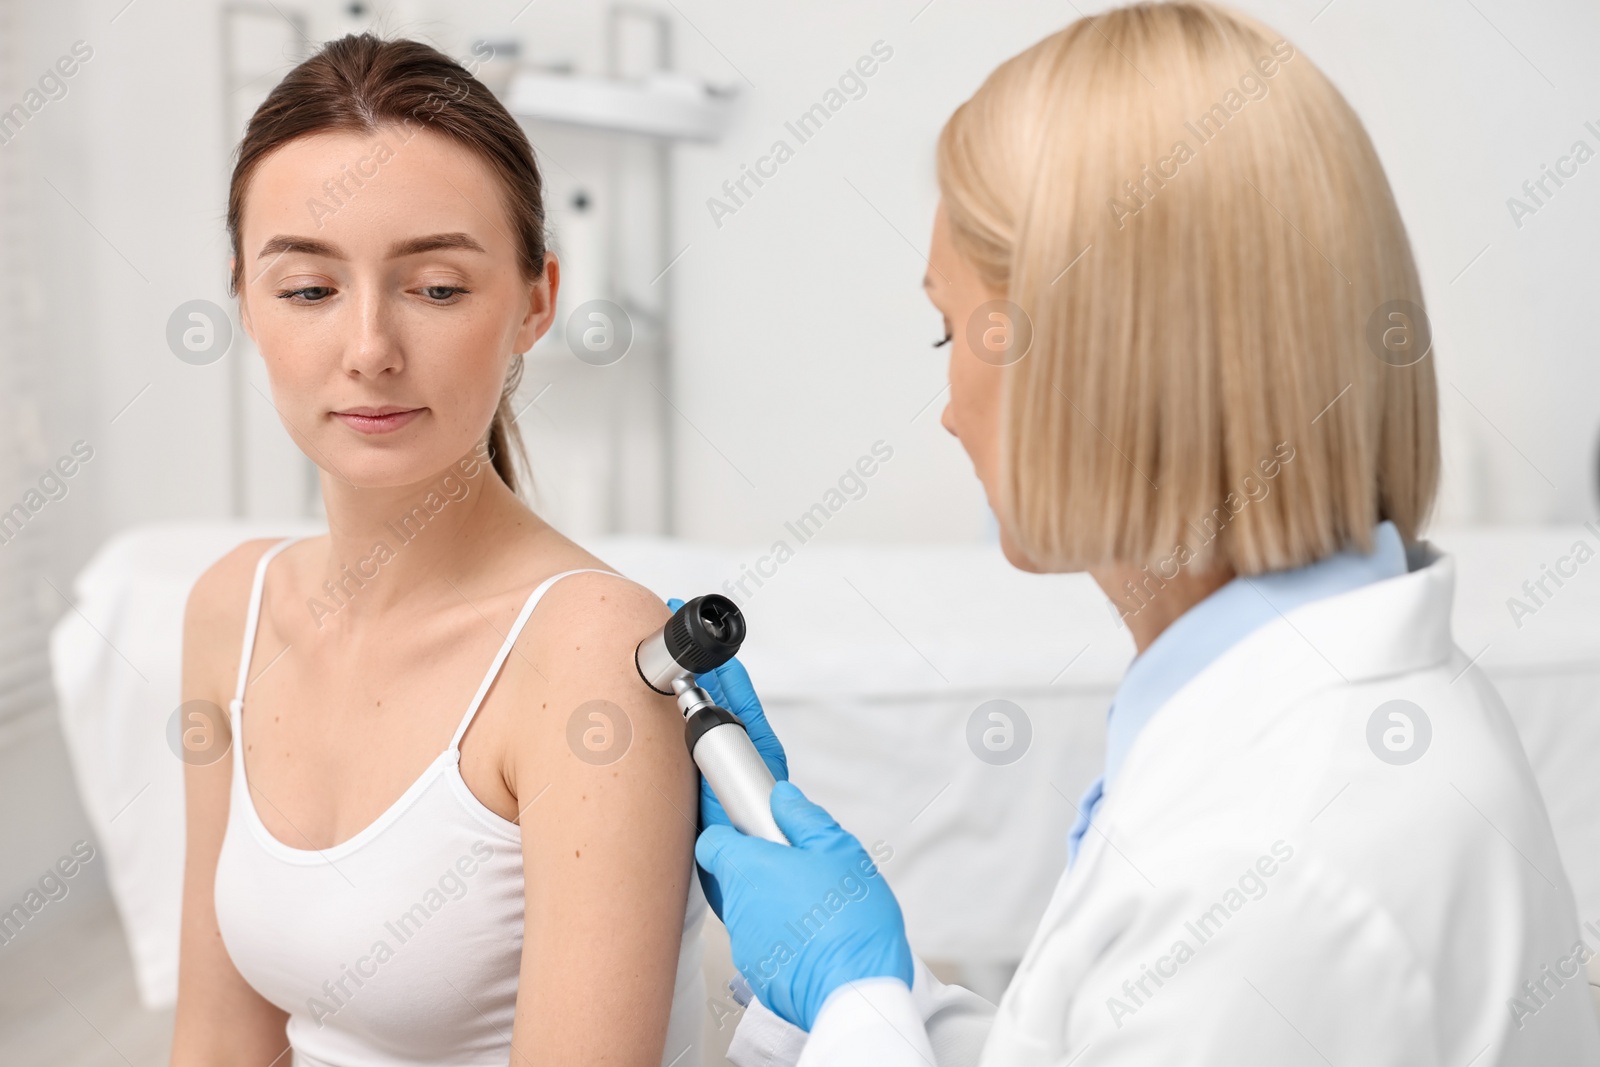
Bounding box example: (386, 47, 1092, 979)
(692, 722, 788, 845)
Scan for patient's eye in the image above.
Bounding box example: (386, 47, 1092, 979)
(277, 286, 333, 304)
(932, 329, 952, 348)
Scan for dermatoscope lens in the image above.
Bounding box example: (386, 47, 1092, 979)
(666, 594, 745, 673)
(699, 599, 735, 641)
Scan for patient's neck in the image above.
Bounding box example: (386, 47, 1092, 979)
(1091, 562, 1235, 656)
(313, 453, 541, 618)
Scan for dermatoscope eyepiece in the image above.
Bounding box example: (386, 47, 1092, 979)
(636, 593, 746, 694)
(635, 595, 787, 845)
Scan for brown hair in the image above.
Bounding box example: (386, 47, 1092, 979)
(938, 1, 1438, 576)
(226, 32, 542, 494)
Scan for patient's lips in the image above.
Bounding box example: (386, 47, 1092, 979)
(332, 405, 425, 434)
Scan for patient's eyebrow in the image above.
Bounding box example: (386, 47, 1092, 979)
(390, 232, 488, 258)
(256, 232, 488, 260)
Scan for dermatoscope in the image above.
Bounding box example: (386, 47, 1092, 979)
(635, 596, 789, 846)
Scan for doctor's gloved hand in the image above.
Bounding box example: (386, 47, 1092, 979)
(695, 780, 914, 1032)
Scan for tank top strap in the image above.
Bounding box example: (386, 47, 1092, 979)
(231, 536, 306, 714)
(447, 567, 631, 752)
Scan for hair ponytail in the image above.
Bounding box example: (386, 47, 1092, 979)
(487, 351, 528, 494)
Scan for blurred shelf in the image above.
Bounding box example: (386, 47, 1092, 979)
(505, 69, 735, 142)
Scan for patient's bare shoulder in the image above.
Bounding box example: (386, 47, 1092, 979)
(530, 561, 668, 640)
(182, 538, 294, 703)
(502, 557, 682, 771)
(495, 534, 669, 671)
(517, 565, 671, 696)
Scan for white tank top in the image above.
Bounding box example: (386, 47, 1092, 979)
(213, 536, 708, 1067)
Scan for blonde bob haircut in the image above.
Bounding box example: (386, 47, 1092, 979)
(937, 0, 1438, 576)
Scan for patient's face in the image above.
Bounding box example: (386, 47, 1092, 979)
(926, 201, 1035, 571)
(232, 126, 554, 488)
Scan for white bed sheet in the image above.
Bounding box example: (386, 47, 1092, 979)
(49, 521, 1600, 1007)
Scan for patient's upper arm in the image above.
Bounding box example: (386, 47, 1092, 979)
(507, 574, 698, 1066)
(170, 540, 290, 1064)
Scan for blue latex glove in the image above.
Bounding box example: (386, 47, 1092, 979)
(666, 597, 790, 919)
(696, 780, 914, 1031)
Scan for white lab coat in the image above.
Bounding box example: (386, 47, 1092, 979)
(726, 544, 1600, 1066)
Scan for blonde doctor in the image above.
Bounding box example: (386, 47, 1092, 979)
(688, 3, 1600, 1065)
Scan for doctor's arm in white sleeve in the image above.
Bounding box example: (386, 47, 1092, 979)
(800, 954, 998, 1067)
(727, 952, 998, 1067)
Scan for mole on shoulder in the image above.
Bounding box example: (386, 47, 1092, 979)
(575, 849, 581, 859)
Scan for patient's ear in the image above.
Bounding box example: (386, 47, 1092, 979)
(512, 252, 559, 355)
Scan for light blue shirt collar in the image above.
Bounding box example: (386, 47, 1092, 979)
(1066, 521, 1409, 865)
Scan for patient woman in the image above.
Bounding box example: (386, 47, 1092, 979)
(169, 34, 705, 1067)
